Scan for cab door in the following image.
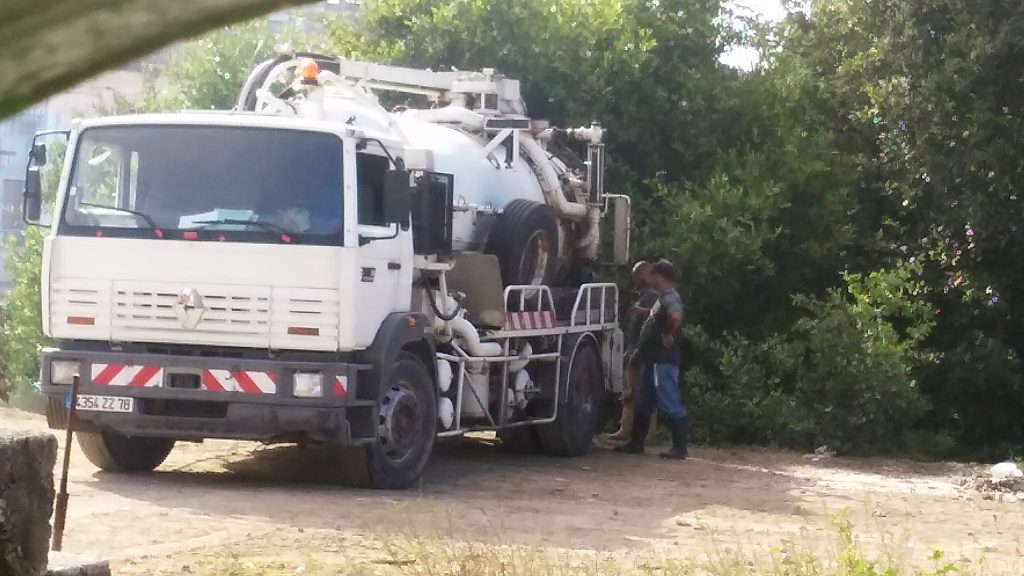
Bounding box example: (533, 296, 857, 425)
(350, 151, 413, 347)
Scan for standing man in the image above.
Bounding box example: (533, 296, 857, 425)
(607, 261, 660, 442)
(614, 259, 688, 459)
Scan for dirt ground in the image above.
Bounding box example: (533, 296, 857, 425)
(2, 406, 1022, 574)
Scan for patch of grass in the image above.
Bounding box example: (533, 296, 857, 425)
(128, 518, 999, 576)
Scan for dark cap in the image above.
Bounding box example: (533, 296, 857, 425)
(651, 259, 676, 282)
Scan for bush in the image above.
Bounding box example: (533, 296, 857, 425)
(688, 265, 936, 455)
(0, 306, 8, 402)
(0, 227, 47, 403)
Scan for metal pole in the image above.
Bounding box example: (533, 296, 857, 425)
(52, 373, 80, 552)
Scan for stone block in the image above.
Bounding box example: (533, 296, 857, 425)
(0, 430, 58, 576)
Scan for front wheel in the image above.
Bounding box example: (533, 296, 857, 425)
(339, 352, 437, 489)
(77, 430, 175, 472)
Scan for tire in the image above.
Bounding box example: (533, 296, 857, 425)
(537, 340, 602, 456)
(45, 396, 69, 430)
(338, 352, 437, 490)
(488, 199, 559, 287)
(76, 430, 174, 472)
(498, 420, 541, 454)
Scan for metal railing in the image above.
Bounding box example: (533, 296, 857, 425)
(569, 282, 619, 329)
(436, 338, 562, 437)
(502, 284, 556, 315)
(434, 283, 619, 438)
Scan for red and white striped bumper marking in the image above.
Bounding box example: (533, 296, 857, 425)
(90, 364, 277, 394)
(200, 370, 277, 394)
(91, 364, 164, 387)
(505, 311, 557, 331)
(332, 375, 348, 398)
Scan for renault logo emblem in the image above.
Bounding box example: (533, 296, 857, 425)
(173, 288, 205, 330)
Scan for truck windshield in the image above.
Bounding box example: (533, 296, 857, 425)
(60, 125, 343, 244)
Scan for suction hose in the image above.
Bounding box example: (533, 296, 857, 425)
(449, 317, 502, 357)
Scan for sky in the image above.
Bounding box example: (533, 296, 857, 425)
(731, 0, 789, 22)
(721, 0, 789, 69)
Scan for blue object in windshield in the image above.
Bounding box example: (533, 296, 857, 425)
(179, 209, 257, 231)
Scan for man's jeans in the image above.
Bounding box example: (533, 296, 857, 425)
(636, 362, 686, 420)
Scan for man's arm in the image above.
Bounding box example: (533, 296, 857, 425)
(661, 301, 683, 348)
(628, 303, 653, 319)
(629, 289, 659, 318)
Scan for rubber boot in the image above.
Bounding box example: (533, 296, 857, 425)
(659, 416, 688, 460)
(613, 411, 651, 454)
(605, 401, 635, 442)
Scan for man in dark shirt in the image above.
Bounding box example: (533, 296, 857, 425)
(607, 261, 660, 442)
(614, 259, 688, 459)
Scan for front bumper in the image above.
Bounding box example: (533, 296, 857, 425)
(41, 348, 374, 444)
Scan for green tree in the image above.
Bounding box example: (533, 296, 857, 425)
(146, 19, 310, 111)
(763, 0, 1024, 455)
(867, 0, 1024, 454)
(0, 141, 65, 402)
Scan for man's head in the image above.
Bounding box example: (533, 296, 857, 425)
(631, 261, 652, 287)
(650, 259, 677, 292)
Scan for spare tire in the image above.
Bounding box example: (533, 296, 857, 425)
(488, 199, 559, 287)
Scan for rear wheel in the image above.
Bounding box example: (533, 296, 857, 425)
(339, 352, 437, 489)
(77, 430, 174, 472)
(537, 341, 602, 456)
(498, 419, 541, 454)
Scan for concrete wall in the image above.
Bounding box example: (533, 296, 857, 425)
(0, 431, 57, 576)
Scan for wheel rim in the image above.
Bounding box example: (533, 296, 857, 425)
(378, 382, 423, 463)
(519, 230, 551, 285)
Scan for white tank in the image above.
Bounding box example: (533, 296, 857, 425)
(396, 116, 548, 252)
(253, 57, 605, 281)
(317, 94, 555, 253)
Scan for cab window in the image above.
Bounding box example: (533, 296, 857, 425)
(356, 152, 390, 226)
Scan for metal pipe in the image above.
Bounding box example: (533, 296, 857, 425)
(448, 317, 503, 357)
(519, 137, 588, 221)
(507, 342, 533, 373)
(452, 358, 466, 432)
(438, 273, 453, 339)
(439, 351, 559, 363)
(570, 204, 602, 260)
(52, 374, 80, 552)
(498, 338, 510, 426)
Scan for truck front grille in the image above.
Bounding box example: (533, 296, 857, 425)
(106, 282, 339, 351)
(109, 282, 271, 348)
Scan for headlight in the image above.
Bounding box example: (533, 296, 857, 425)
(292, 372, 323, 398)
(51, 360, 80, 385)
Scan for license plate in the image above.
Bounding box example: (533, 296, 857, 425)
(71, 394, 134, 413)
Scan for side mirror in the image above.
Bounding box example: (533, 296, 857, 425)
(23, 165, 43, 224)
(22, 130, 69, 226)
(381, 169, 412, 227)
(32, 142, 47, 166)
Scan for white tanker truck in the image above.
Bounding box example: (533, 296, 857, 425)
(27, 53, 631, 489)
